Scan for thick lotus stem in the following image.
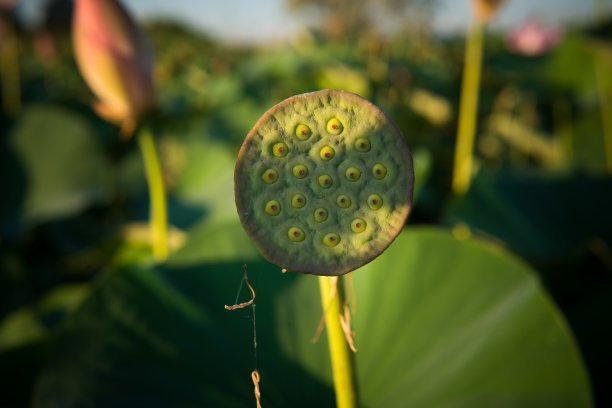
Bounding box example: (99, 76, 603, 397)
(137, 125, 168, 261)
(452, 21, 484, 194)
(0, 15, 21, 116)
(318, 276, 358, 408)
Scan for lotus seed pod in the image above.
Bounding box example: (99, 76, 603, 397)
(235, 89, 414, 276)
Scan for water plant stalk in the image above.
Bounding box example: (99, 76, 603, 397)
(594, 58, 612, 173)
(318, 276, 358, 408)
(137, 124, 169, 261)
(0, 15, 21, 115)
(452, 21, 484, 194)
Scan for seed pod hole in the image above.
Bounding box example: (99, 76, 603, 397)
(323, 232, 341, 247)
(292, 164, 309, 179)
(319, 145, 335, 160)
(351, 218, 366, 233)
(336, 194, 351, 208)
(272, 142, 288, 157)
(318, 174, 333, 188)
(373, 163, 387, 179)
(261, 168, 279, 184)
(354, 137, 371, 152)
(264, 200, 281, 216)
(295, 124, 312, 140)
(287, 226, 305, 242)
(345, 167, 361, 181)
(326, 118, 344, 135)
(367, 194, 383, 210)
(314, 207, 328, 222)
(291, 193, 306, 208)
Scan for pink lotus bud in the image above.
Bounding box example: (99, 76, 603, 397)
(73, 0, 154, 130)
(472, 0, 506, 24)
(506, 20, 563, 57)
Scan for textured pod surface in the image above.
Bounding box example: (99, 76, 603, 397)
(235, 90, 414, 275)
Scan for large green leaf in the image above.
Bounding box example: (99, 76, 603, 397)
(0, 104, 113, 236)
(33, 228, 590, 407)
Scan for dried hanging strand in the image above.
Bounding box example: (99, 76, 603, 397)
(224, 265, 262, 407)
(341, 274, 357, 351)
(340, 302, 357, 352)
(252, 370, 262, 408)
(225, 265, 255, 310)
(311, 276, 357, 351)
(311, 276, 338, 343)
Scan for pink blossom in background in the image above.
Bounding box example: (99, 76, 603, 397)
(506, 20, 563, 56)
(72, 0, 154, 131)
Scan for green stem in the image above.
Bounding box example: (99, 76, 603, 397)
(0, 14, 21, 116)
(318, 276, 358, 408)
(553, 99, 573, 166)
(137, 125, 169, 261)
(452, 21, 484, 195)
(594, 58, 612, 173)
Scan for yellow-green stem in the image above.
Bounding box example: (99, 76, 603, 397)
(594, 58, 612, 173)
(137, 125, 169, 261)
(0, 15, 21, 115)
(452, 21, 484, 194)
(318, 276, 358, 408)
(553, 99, 573, 166)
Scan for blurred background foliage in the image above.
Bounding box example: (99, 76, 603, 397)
(0, 0, 610, 406)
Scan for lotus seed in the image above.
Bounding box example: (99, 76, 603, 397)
(367, 194, 383, 210)
(318, 174, 333, 188)
(326, 118, 344, 135)
(292, 164, 308, 178)
(262, 168, 279, 184)
(288, 226, 305, 242)
(323, 233, 341, 247)
(264, 200, 281, 216)
(351, 219, 366, 233)
(295, 124, 311, 140)
(373, 163, 387, 179)
(272, 142, 288, 157)
(291, 193, 306, 208)
(320, 145, 335, 160)
(345, 167, 361, 181)
(354, 137, 371, 152)
(314, 208, 328, 222)
(336, 194, 351, 208)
